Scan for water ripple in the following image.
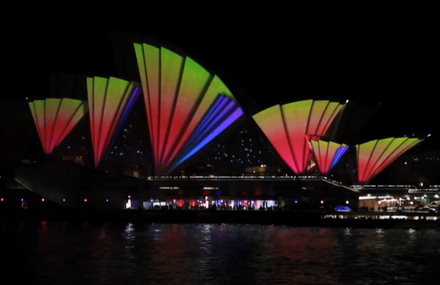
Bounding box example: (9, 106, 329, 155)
(2, 222, 440, 284)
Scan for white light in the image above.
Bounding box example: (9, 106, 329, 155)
(320, 200, 324, 204)
(410, 201, 413, 205)
(346, 200, 349, 204)
(346, 99, 349, 103)
(359, 196, 377, 200)
(428, 134, 431, 137)
(126, 198, 131, 209)
(25, 97, 28, 100)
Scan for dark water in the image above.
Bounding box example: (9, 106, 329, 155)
(1, 222, 439, 285)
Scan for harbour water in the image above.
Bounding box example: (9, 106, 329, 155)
(1, 221, 439, 284)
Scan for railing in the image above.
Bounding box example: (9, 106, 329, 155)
(146, 175, 331, 180)
(144, 176, 440, 191)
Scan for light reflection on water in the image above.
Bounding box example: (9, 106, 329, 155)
(2, 222, 440, 284)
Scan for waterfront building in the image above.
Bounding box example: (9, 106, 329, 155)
(0, 37, 431, 212)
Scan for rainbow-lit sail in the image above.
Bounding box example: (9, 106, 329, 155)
(309, 139, 348, 174)
(134, 43, 244, 174)
(29, 98, 88, 154)
(356, 137, 422, 183)
(253, 100, 343, 174)
(87, 76, 141, 168)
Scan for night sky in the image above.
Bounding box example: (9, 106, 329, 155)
(1, 4, 437, 150)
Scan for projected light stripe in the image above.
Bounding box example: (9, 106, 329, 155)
(188, 96, 229, 144)
(109, 87, 142, 151)
(157, 48, 184, 164)
(87, 77, 140, 168)
(253, 105, 297, 173)
(185, 97, 236, 153)
(320, 103, 343, 135)
(356, 137, 422, 183)
(29, 102, 44, 149)
(372, 138, 421, 179)
(164, 76, 234, 170)
(134, 43, 160, 161)
(174, 107, 244, 172)
(28, 98, 88, 154)
(310, 140, 348, 174)
(34, 100, 46, 150)
(331, 145, 349, 170)
(162, 57, 212, 164)
(253, 100, 343, 174)
(44, 99, 59, 153)
(52, 99, 86, 152)
(134, 43, 242, 174)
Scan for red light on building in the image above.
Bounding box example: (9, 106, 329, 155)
(253, 100, 344, 174)
(84, 199, 88, 202)
(0, 198, 4, 202)
(28, 98, 87, 154)
(356, 137, 423, 183)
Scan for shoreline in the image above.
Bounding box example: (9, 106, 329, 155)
(1, 209, 440, 229)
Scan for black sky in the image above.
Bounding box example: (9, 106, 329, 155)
(1, 3, 438, 148)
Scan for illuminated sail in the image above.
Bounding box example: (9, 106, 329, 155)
(253, 100, 343, 173)
(356, 137, 422, 183)
(309, 139, 348, 173)
(29, 98, 88, 154)
(87, 76, 141, 168)
(134, 43, 243, 174)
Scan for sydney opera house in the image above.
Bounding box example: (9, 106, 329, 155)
(0, 33, 435, 211)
